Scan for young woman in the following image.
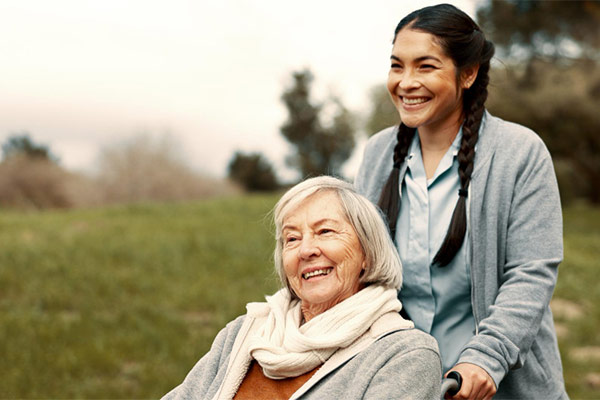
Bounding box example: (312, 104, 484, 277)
(355, 4, 567, 399)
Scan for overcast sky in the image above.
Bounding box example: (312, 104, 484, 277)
(0, 0, 478, 181)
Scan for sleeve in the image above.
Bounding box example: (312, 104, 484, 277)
(363, 347, 442, 400)
(457, 139, 563, 387)
(162, 317, 243, 400)
(354, 137, 375, 195)
(353, 126, 396, 203)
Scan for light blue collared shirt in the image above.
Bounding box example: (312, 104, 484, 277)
(395, 129, 475, 373)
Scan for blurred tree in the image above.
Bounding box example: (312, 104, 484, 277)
(280, 69, 356, 178)
(2, 133, 58, 162)
(365, 84, 399, 136)
(97, 134, 236, 203)
(487, 60, 600, 203)
(227, 151, 279, 192)
(477, 0, 600, 61)
(0, 134, 85, 209)
(477, 0, 600, 203)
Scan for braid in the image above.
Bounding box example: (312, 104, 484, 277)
(377, 123, 415, 238)
(389, 4, 495, 265)
(432, 39, 493, 266)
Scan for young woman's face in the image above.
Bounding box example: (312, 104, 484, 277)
(387, 28, 466, 135)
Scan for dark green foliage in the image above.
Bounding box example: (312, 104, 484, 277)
(2, 133, 58, 162)
(365, 85, 399, 136)
(228, 151, 279, 191)
(477, 0, 600, 203)
(280, 69, 356, 178)
(487, 61, 600, 203)
(477, 0, 600, 60)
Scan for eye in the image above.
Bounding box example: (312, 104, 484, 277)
(390, 63, 402, 69)
(420, 64, 436, 70)
(284, 235, 300, 245)
(318, 228, 334, 235)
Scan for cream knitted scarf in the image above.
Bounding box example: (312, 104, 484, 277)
(247, 285, 404, 379)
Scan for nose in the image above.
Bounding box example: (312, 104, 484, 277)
(299, 235, 321, 259)
(397, 68, 420, 91)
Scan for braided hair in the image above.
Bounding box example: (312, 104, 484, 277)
(378, 4, 495, 266)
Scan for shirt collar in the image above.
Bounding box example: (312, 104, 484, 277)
(450, 125, 463, 158)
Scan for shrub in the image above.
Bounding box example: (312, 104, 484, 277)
(0, 155, 96, 209)
(227, 151, 279, 192)
(96, 135, 239, 204)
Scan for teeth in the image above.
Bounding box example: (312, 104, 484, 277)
(302, 268, 332, 279)
(402, 97, 428, 105)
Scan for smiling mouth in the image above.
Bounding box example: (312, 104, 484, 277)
(302, 268, 333, 280)
(401, 96, 429, 105)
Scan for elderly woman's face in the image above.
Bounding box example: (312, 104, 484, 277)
(281, 191, 366, 315)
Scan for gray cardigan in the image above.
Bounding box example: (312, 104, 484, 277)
(163, 312, 442, 399)
(355, 112, 568, 399)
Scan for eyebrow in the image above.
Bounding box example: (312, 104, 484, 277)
(390, 55, 443, 63)
(282, 218, 340, 232)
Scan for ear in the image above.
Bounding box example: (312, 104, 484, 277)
(359, 260, 367, 277)
(461, 64, 480, 89)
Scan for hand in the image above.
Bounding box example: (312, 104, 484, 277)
(444, 363, 496, 400)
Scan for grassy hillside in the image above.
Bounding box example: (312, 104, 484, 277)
(554, 205, 600, 397)
(0, 194, 281, 398)
(0, 195, 598, 398)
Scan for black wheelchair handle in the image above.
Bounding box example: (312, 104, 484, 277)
(440, 371, 463, 399)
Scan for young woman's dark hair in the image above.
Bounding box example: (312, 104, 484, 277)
(378, 3, 495, 266)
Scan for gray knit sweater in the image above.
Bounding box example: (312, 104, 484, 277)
(355, 111, 568, 399)
(163, 313, 442, 399)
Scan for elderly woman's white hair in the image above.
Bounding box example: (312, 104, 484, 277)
(273, 176, 402, 298)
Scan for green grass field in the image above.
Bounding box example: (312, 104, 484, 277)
(0, 195, 598, 398)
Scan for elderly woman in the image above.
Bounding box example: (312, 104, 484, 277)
(163, 176, 442, 400)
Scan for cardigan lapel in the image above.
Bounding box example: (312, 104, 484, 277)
(289, 312, 413, 400)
